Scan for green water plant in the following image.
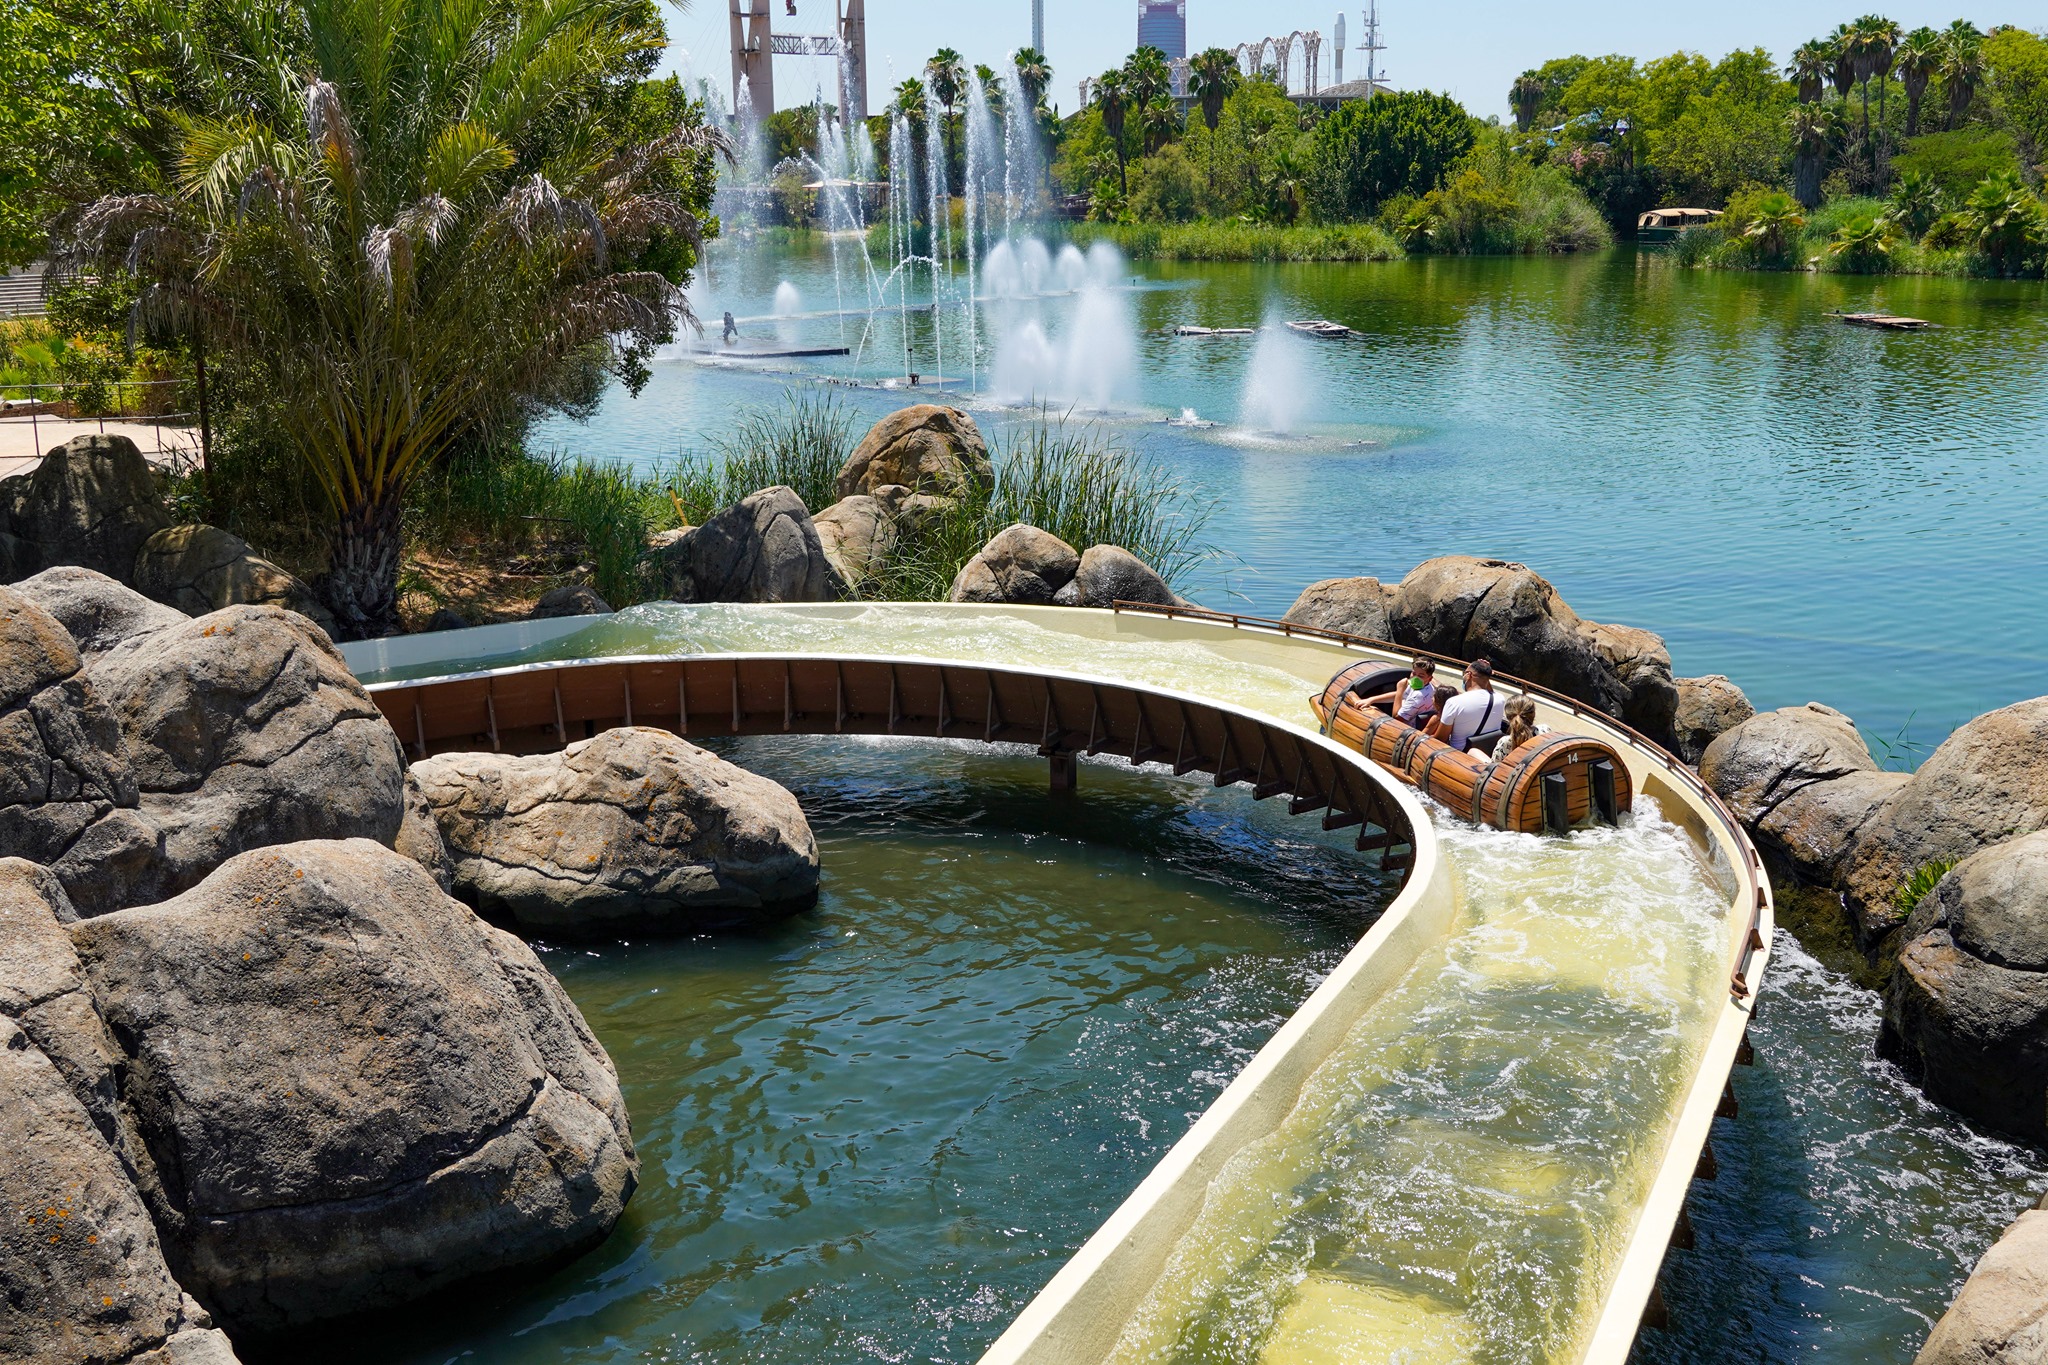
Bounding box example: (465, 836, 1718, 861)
(1893, 858, 1959, 920)
(662, 391, 853, 524)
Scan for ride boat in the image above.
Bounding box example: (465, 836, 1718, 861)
(1634, 207, 1721, 243)
(1313, 661, 1633, 834)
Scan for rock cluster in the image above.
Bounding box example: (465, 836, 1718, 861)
(132, 523, 335, 634)
(945, 526, 1179, 609)
(655, 485, 844, 604)
(1700, 703, 1905, 888)
(1, 576, 645, 1354)
(413, 728, 820, 936)
(1914, 1206, 2048, 1365)
(1282, 559, 1745, 760)
(834, 403, 992, 503)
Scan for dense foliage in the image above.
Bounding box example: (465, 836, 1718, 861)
(1306, 91, 1477, 221)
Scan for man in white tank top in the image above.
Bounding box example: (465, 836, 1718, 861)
(1434, 658, 1505, 752)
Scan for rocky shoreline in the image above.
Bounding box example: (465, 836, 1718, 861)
(4, 413, 2046, 1362)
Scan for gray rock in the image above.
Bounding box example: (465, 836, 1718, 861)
(1389, 556, 1678, 745)
(1068, 544, 1176, 609)
(0, 1012, 209, 1365)
(70, 839, 637, 1334)
(656, 486, 843, 604)
(0, 587, 151, 909)
(424, 607, 472, 632)
(814, 494, 900, 592)
(393, 770, 455, 892)
(835, 404, 993, 501)
(1700, 703, 1900, 887)
(1845, 698, 2048, 942)
(131, 524, 334, 635)
(0, 434, 172, 581)
(1881, 833, 2048, 1142)
(1913, 1210, 2048, 1365)
(1282, 577, 1395, 640)
(413, 728, 819, 936)
(948, 524, 1079, 605)
(79, 605, 408, 914)
(11, 565, 187, 662)
(530, 583, 613, 619)
(1671, 674, 1758, 766)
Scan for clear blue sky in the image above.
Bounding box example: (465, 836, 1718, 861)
(658, 1, 2010, 121)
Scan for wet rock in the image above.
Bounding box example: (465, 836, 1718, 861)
(0, 587, 153, 910)
(0, 1011, 232, 1365)
(413, 728, 819, 936)
(70, 839, 637, 1334)
(423, 607, 472, 632)
(1700, 703, 1902, 886)
(814, 494, 900, 593)
(1913, 1209, 2048, 1364)
(835, 404, 992, 502)
(80, 605, 407, 914)
(1388, 557, 1677, 745)
(529, 583, 613, 619)
(1283, 577, 1395, 641)
(1844, 698, 2048, 943)
(948, 524, 1079, 605)
(132, 525, 334, 635)
(0, 434, 172, 582)
(656, 486, 843, 604)
(1671, 674, 1757, 766)
(11, 566, 186, 663)
(1064, 544, 1176, 609)
(1880, 831, 2048, 1142)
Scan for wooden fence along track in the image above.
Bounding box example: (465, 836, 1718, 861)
(366, 653, 1420, 880)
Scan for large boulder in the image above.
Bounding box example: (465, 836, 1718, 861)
(655, 486, 843, 604)
(529, 583, 613, 619)
(413, 728, 820, 936)
(1671, 674, 1757, 767)
(1700, 703, 1906, 886)
(1913, 1208, 2048, 1364)
(1844, 698, 2048, 942)
(948, 524, 1078, 605)
(69, 840, 638, 1335)
(131, 524, 334, 634)
(814, 493, 901, 593)
(0, 433, 172, 582)
(393, 770, 455, 892)
(1060, 544, 1177, 609)
(1388, 557, 1677, 746)
(0, 586, 155, 911)
(1283, 577, 1395, 641)
(0, 1017, 239, 1365)
(835, 404, 993, 502)
(78, 605, 408, 914)
(1879, 832, 2048, 1142)
(10, 566, 186, 663)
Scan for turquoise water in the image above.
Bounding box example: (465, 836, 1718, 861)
(533, 243, 2048, 756)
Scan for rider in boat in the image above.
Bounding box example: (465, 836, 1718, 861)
(1364, 657, 1438, 727)
(1429, 659, 1506, 752)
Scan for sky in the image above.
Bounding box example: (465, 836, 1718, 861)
(656, 1, 2013, 123)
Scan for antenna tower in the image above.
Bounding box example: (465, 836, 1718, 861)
(1032, 0, 1044, 54)
(1357, 1, 1385, 97)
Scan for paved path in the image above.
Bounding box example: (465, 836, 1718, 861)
(0, 417, 201, 479)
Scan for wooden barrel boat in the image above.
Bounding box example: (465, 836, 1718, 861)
(1311, 662, 1634, 835)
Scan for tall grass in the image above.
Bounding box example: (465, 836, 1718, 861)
(661, 390, 853, 522)
(869, 413, 1219, 601)
(1070, 220, 1405, 263)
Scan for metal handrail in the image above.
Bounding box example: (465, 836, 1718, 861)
(1110, 599, 1770, 1000)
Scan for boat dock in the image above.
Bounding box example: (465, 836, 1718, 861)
(1838, 312, 1934, 331)
(1288, 319, 1360, 339)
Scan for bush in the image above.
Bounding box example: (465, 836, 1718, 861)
(1393, 132, 1613, 255)
(1823, 214, 1901, 274)
(1891, 128, 2025, 203)
(1127, 143, 1203, 223)
(1306, 90, 1476, 222)
(1068, 220, 1403, 262)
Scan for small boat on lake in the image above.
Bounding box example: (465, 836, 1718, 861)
(1287, 319, 1358, 340)
(1636, 207, 1722, 243)
(1838, 312, 1934, 331)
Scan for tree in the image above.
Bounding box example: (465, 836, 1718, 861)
(1012, 48, 1052, 111)
(1790, 103, 1836, 208)
(1852, 14, 1900, 147)
(1094, 69, 1130, 195)
(1126, 46, 1172, 110)
(1140, 96, 1180, 156)
(1828, 25, 1859, 100)
(1985, 27, 2048, 167)
(1511, 74, 1545, 131)
(61, 0, 725, 638)
(1961, 169, 2047, 273)
(1895, 27, 1941, 137)
(926, 48, 964, 181)
(1306, 90, 1475, 222)
(1744, 191, 1806, 259)
(1942, 22, 1986, 130)
(1788, 40, 1832, 103)
(1189, 47, 1240, 190)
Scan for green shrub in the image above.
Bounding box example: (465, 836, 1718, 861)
(1823, 214, 1902, 274)
(1068, 220, 1403, 262)
(1891, 128, 2024, 202)
(1893, 859, 1959, 919)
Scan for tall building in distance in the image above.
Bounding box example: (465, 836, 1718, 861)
(1136, 0, 1187, 60)
(1032, 0, 1044, 55)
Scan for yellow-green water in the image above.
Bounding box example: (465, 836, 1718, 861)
(357, 603, 1735, 1363)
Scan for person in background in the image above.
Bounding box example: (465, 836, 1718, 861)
(1429, 658, 1505, 752)
(722, 311, 739, 345)
(1497, 695, 1544, 754)
(1365, 657, 1438, 727)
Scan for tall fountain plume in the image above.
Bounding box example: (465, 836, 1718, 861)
(1003, 56, 1045, 231)
(922, 86, 950, 383)
(962, 70, 1006, 389)
(887, 112, 918, 381)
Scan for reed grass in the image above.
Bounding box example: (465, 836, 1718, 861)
(661, 390, 853, 523)
(1068, 220, 1405, 263)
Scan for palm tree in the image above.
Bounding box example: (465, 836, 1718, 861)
(1188, 48, 1239, 191)
(1828, 25, 1859, 100)
(1855, 15, 1900, 146)
(1787, 40, 1832, 103)
(1268, 148, 1308, 224)
(1126, 46, 1172, 110)
(1828, 213, 1899, 272)
(1012, 48, 1053, 111)
(1745, 192, 1807, 261)
(1887, 171, 1944, 238)
(1094, 69, 1130, 195)
(1962, 170, 2048, 273)
(926, 48, 965, 181)
(1510, 73, 1545, 131)
(1789, 103, 1833, 208)
(1940, 23, 1985, 131)
(1895, 27, 1941, 136)
(1140, 96, 1179, 155)
(62, 0, 726, 638)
